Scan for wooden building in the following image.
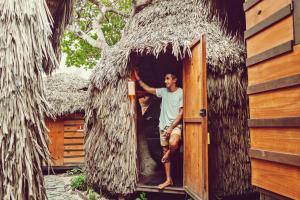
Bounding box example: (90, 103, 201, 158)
(45, 73, 88, 168)
(244, 0, 300, 199)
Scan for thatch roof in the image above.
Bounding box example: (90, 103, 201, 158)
(0, 0, 74, 199)
(85, 0, 251, 197)
(45, 73, 88, 118)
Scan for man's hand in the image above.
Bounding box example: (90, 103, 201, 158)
(164, 127, 173, 137)
(134, 68, 141, 81)
(133, 68, 156, 95)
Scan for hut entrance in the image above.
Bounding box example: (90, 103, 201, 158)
(135, 36, 208, 199)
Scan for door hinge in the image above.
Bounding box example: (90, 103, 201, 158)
(199, 108, 206, 117)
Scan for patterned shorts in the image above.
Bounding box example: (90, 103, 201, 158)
(160, 126, 182, 147)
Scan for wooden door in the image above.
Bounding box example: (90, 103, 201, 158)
(244, 0, 300, 199)
(183, 34, 208, 200)
(46, 119, 64, 166)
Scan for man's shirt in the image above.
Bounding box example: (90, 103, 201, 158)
(156, 87, 183, 130)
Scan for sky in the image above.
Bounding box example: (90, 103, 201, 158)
(54, 53, 93, 79)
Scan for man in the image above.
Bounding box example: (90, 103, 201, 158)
(134, 69, 183, 189)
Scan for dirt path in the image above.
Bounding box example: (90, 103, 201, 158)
(45, 174, 81, 200)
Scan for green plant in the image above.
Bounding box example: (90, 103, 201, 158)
(87, 188, 102, 200)
(70, 174, 87, 191)
(136, 192, 147, 200)
(67, 168, 83, 175)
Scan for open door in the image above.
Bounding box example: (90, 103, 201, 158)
(183, 34, 208, 200)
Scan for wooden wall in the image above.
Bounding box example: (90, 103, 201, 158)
(46, 113, 85, 167)
(244, 0, 300, 199)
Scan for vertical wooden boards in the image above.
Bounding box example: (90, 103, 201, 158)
(244, 0, 300, 199)
(46, 119, 65, 166)
(294, 0, 300, 44)
(183, 34, 208, 200)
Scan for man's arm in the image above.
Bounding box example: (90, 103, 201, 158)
(134, 69, 156, 95)
(165, 108, 183, 136)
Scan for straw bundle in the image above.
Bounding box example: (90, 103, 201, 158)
(0, 0, 73, 199)
(85, 0, 252, 197)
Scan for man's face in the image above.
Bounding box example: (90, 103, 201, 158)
(164, 74, 177, 89)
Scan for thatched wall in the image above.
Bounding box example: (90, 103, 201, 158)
(0, 0, 73, 199)
(45, 73, 88, 118)
(85, 0, 251, 197)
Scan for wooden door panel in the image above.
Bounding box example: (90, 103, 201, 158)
(183, 34, 208, 200)
(184, 123, 203, 195)
(46, 120, 64, 166)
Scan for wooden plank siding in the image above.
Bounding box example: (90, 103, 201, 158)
(246, 15, 294, 57)
(248, 44, 300, 86)
(245, 0, 300, 199)
(63, 117, 85, 166)
(46, 113, 85, 168)
(250, 128, 300, 154)
(249, 85, 300, 119)
(245, 0, 291, 29)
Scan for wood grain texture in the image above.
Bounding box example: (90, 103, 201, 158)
(248, 117, 300, 127)
(251, 128, 300, 154)
(64, 144, 84, 150)
(294, 0, 300, 45)
(247, 16, 293, 57)
(46, 120, 64, 166)
(183, 35, 208, 200)
(249, 86, 300, 119)
(249, 149, 300, 167)
(64, 131, 85, 138)
(64, 156, 84, 163)
(64, 151, 85, 157)
(247, 73, 300, 94)
(251, 159, 300, 199)
(245, 4, 292, 39)
(248, 45, 300, 86)
(245, 0, 291, 29)
(64, 138, 84, 144)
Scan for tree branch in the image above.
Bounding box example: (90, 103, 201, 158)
(107, 8, 130, 18)
(68, 25, 105, 49)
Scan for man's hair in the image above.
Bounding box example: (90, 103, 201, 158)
(165, 73, 177, 80)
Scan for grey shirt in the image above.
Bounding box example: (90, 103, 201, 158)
(156, 87, 183, 130)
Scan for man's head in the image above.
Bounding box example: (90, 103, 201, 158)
(164, 73, 177, 89)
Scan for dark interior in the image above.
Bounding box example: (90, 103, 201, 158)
(134, 52, 183, 187)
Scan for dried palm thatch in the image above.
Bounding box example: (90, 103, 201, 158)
(45, 73, 88, 118)
(85, 0, 251, 197)
(0, 0, 73, 199)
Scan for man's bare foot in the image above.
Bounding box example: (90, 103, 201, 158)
(158, 179, 173, 189)
(161, 150, 170, 163)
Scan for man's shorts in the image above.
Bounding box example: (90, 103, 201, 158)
(160, 126, 182, 147)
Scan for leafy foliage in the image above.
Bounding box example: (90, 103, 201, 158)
(62, 0, 131, 69)
(136, 192, 147, 200)
(70, 174, 87, 191)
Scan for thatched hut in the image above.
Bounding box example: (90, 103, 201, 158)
(45, 73, 88, 168)
(85, 0, 251, 199)
(0, 0, 73, 199)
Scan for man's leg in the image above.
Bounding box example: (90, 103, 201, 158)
(161, 133, 181, 163)
(158, 133, 181, 189)
(158, 146, 173, 189)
